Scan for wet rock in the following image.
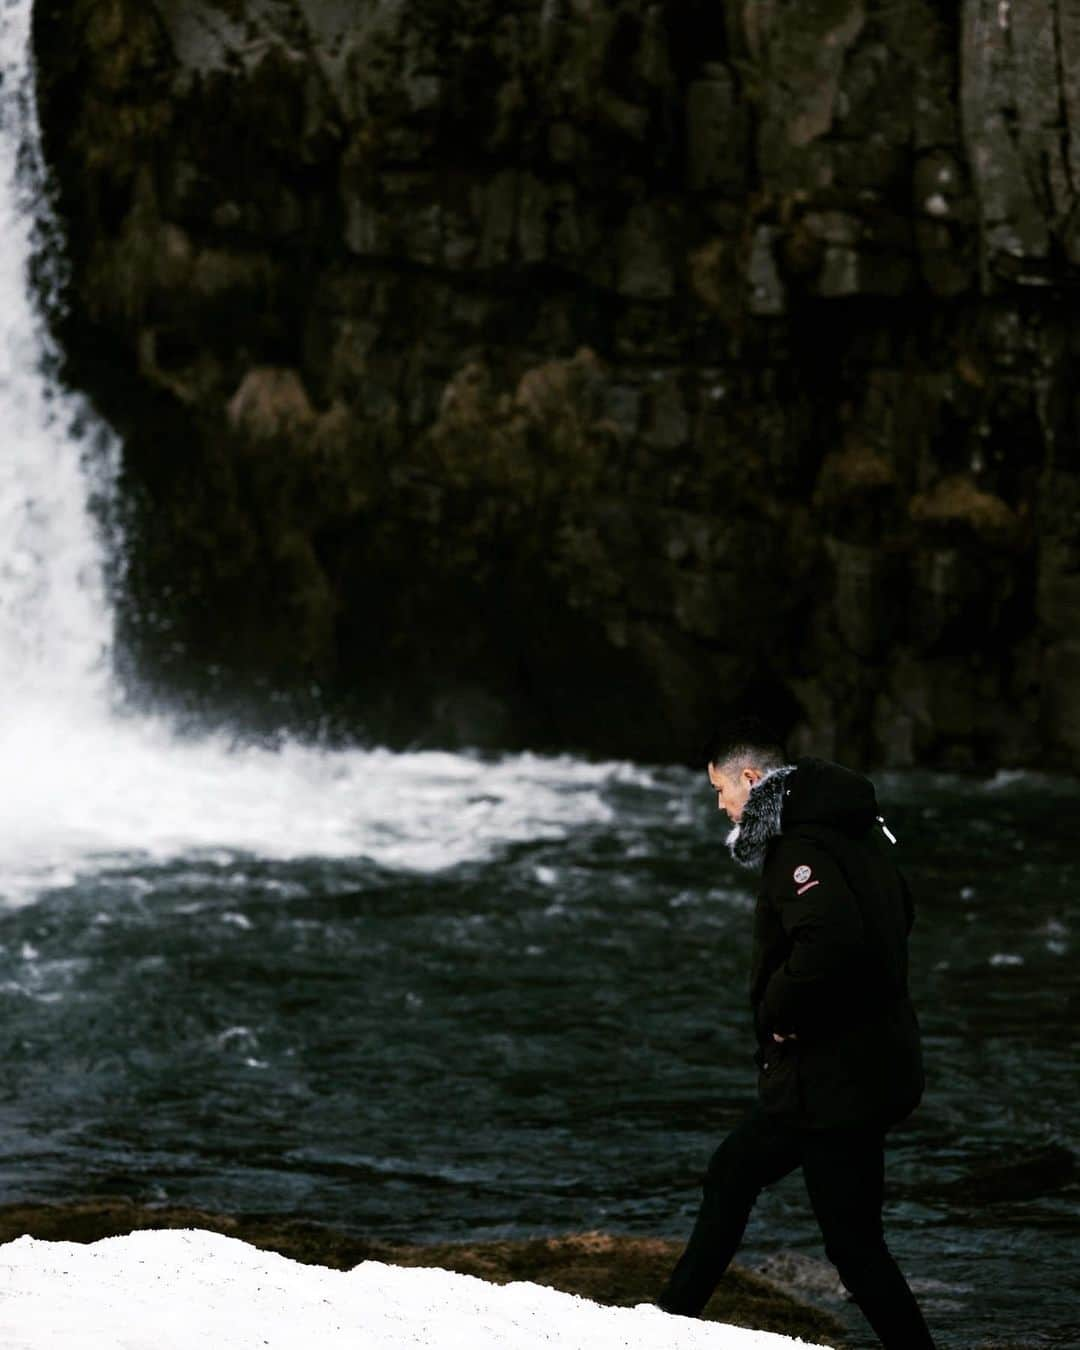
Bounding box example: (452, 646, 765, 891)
(227, 368, 316, 442)
(755, 0, 867, 181)
(824, 540, 892, 660)
(1042, 642, 1080, 760)
(754, 1251, 846, 1304)
(909, 476, 1023, 550)
(913, 150, 964, 224)
(747, 226, 785, 315)
(685, 64, 745, 193)
(938, 1145, 1077, 1207)
(959, 0, 1078, 283)
(616, 204, 675, 301)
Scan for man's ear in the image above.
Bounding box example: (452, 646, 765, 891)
(743, 766, 762, 788)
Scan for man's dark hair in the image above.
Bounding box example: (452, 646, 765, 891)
(702, 716, 787, 772)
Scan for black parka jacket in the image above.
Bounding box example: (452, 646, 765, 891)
(736, 757, 924, 1130)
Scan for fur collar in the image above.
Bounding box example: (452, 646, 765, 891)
(726, 764, 797, 870)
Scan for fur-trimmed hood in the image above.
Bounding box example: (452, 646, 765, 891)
(726, 765, 797, 869)
(726, 756, 882, 869)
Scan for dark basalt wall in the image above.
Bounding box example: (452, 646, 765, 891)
(30, 0, 1080, 766)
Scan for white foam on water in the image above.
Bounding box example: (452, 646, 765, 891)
(0, 700, 640, 906)
(0, 2, 654, 909)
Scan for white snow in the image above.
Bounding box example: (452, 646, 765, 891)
(0, 1228, 833, 1350)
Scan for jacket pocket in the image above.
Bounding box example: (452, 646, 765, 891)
(757, 1040, 803, 1117)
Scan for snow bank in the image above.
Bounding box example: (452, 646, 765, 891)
(0, 1228, 832, 1349)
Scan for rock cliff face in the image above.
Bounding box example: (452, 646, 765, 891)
(30, 0, 1080, 766)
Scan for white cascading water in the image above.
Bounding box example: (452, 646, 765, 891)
(0, 1, 644, 908)
(0, 4, 116, 717)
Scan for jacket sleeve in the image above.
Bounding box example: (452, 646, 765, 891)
(761, 839, 867, 1035)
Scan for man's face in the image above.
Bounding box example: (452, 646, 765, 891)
(707, 761, 762, 824)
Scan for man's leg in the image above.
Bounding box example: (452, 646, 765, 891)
(657, 1104, 802, 1317)
(801, 1126, 937, 1350)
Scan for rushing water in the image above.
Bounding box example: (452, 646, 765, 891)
(0, 5, 1078, 1349)
(1, 770, 1078, 1350)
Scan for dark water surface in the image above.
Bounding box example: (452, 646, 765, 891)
(1, 765, 1077, 1348)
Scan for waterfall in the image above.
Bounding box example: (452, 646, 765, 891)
(0, 0, 641, 907)
(0, 0, 119, 717)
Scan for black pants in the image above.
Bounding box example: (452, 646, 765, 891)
(658, 1104, 936, 1349)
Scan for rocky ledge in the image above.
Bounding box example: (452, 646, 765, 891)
(30, 0, 1080, 767)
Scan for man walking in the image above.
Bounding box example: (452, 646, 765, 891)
(657, 718, 937, 1349)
